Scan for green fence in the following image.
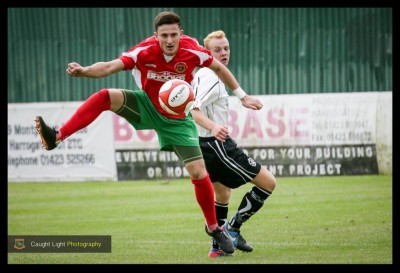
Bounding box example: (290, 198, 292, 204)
(8, 8, 392, 103)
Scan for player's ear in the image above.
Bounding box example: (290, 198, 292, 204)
(181, 29, 184, 35)
(154, 31, 158, 41)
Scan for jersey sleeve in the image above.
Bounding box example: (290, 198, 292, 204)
(119, 55, 135, 70)
(196, 44, 214, 68)
(118, 36, 155, 70)
(192, 68, 221, 109)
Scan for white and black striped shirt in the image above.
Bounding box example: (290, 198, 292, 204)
(192, 67, 229, 137)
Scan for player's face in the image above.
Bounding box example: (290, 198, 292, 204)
(208, 38, 230, 66)
(155, 24, 183, 56)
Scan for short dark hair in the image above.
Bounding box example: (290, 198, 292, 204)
(154, 11, 181, 31)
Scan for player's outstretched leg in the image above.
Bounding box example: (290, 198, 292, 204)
(35, 116, 59, 150)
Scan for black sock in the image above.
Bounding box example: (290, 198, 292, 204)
(229, 186, 271, 230)
(213, 201, 228, 248)
(215, 201, 229, 227)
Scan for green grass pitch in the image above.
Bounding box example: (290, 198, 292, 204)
(8, 175, 392, 264)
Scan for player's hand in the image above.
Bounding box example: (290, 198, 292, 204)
(210, 124, 229, 142)
(240, 95, 263, 110)
(66, 62, 84, 77)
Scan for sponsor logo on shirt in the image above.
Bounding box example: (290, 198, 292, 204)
(147, 70, 185, 82)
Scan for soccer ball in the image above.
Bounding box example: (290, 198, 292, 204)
(158, 79, 195, 115)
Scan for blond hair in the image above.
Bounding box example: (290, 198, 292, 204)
(203, 30, 227, 50)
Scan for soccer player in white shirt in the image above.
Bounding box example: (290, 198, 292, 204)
(191, 30, 277, 258)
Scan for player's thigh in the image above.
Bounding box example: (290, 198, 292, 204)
(113, 89, 142, 124)
(173, 145, 207, 179)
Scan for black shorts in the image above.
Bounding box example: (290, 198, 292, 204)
(199, 136, 261, 189)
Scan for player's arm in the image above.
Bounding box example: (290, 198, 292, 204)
(191, 108, 228, 142)
(66, 59, 124, 78)
(208, 58, 240, 92)
(208, 58, 263, 110)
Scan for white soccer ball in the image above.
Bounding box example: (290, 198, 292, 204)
(158, 79, 195, 115)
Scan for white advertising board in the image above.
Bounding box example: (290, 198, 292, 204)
(112, 92, 391, 179)
(8, 102, 117, 182)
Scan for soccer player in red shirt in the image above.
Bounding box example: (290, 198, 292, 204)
(35, 11, 263, 256)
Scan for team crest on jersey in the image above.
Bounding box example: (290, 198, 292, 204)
(174, 62, 187, 73)
(248, 158, 257, 167)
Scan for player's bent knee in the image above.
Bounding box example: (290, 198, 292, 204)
(253, 167, 276, 192)
(95, 88, 110, 103)
(189, 171, 209, 182)
(185, 160, 208, 181)
(107, 88, 124, 112)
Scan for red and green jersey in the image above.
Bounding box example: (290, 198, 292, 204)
(119, 35, 213, 119)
